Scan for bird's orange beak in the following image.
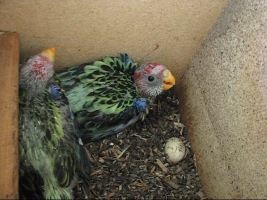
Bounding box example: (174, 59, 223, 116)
(163, 69, 175, 90)
(41, 47, 56, 62)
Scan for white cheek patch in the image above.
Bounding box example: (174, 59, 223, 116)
(146, 85, 162, 96)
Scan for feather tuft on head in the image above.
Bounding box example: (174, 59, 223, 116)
(19, 48, 56, 97)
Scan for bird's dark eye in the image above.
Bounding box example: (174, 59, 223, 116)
(148, 76, 154, 82)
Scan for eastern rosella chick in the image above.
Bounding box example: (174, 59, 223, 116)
(54, 54, 176, 142)
(19, 48, 90, 199)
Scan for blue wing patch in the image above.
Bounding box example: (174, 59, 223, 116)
(49, 84, 63, 100)
(134, 99, 148, 112)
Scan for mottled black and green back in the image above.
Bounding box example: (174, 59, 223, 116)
(19, 85, 91, 199)
(54, 54, 147, 142)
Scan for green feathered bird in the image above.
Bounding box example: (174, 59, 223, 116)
(19, 48, 91, 199)
(54, 54, 175, 142)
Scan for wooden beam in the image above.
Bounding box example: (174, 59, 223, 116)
(0, 32, 19, 199)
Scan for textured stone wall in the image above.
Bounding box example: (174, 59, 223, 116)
(179, 1, 267, 198)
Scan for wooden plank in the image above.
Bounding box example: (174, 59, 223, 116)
(0, 32, 19, 199)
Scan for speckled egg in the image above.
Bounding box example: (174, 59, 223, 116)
(165, 137, 186, 164)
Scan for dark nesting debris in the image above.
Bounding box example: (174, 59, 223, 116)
(82, 90, 206, 199)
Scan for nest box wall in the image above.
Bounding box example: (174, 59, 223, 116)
(179, 1, 267, 198)
(0, 0, 228, 77)
(0, 32, 19, 199)
(0, 0, 231, 198)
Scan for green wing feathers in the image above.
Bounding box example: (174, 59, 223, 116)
(19, 86, 90, 199)
(54, 54, 142, 141)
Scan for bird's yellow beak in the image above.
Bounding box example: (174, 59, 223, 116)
(163, 69, 175, 90)
(41, 47, 56, 62)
